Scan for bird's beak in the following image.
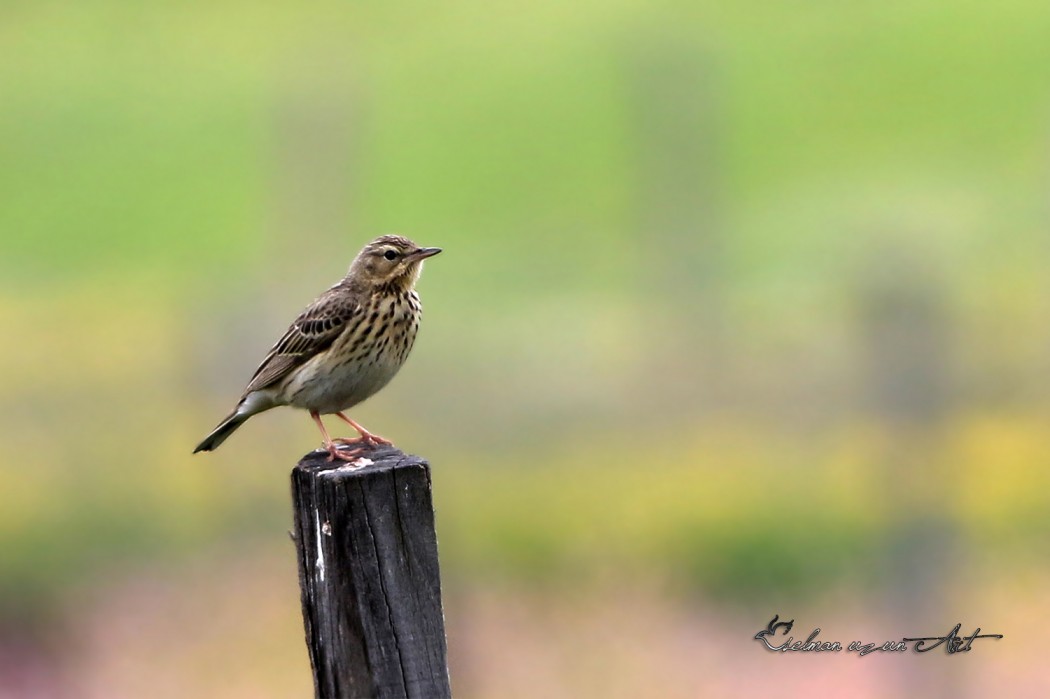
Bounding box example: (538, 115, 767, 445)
(410, 247, 442, 260)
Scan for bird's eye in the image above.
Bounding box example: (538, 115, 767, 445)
(384, 250, 398, 261)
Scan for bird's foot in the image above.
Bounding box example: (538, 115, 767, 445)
(359, 432, 393, 447)
(326, 443, 366, 462)
(333, 433, 391, 448)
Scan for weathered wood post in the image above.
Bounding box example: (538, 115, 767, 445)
(291, 444, 451, 699)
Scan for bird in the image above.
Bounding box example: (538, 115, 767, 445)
(193, 234, 441, 462)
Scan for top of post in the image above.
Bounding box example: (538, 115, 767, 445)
(294, 444, 430, 480)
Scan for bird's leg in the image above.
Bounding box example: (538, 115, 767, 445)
(333, 412, 393, 447)
(311, 411, 364, 462)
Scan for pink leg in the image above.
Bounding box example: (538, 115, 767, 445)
(333, 412, 393, 446)
(311, 411, 365, 462)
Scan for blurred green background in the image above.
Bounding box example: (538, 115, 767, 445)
(2, 1, 1048, 696)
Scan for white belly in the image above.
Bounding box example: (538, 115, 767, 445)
(282, 352, 403, 414)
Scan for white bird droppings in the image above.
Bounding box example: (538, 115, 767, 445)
(314, 511, 326, 582)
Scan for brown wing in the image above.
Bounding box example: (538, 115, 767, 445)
(240, 287, 360, 396)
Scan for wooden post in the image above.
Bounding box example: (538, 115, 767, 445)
(291, 445, 451, 699)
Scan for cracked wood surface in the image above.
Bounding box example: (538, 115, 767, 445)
(292, 445, 451, 699)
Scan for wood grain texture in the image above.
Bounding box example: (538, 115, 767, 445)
(292, 445, 451, 699)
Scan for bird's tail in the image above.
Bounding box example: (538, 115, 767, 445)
(193, 409, 250, 453)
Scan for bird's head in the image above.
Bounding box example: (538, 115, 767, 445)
(348, 235, 442, 289)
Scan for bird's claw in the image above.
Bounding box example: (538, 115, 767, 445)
(333, 434, 392, 448)
(326, 443, 365, 462)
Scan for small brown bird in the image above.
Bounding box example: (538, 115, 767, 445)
(194, 235, 441, 461)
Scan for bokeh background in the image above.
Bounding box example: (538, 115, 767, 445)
(3, 1, 1049, 697)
